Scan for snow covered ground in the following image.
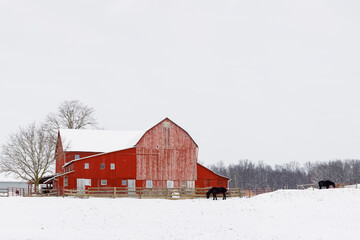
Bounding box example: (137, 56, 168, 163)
(1, 188, 359, 240)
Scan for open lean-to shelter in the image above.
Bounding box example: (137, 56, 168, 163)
(52, 118, 229, 194)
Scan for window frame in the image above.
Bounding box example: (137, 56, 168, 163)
(110, 163, 115, 170)
(84, 163, 89, 169)
(100, 163, 105, 169)
(167, 180, 174, 188)
(64, 177, 68, 187)
(146, 180, 153, 188)
(101, 179, 107, 186)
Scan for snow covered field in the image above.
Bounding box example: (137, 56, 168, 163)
(1, 188, 359, 240)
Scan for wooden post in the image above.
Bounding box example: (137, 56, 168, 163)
(234, 174, 237, 188)
(114, 187, 116, 198)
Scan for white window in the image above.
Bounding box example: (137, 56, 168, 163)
(122, 180, 127, 186)
(75, 155, 80, 160)
(101, 180, 107, 186)
(187, 181, 195, 188)
(84, 163, 89, 169)
(167, 180, 174, 188)
(64, 177, 68, 187)
(110, 163, 115, 170)
(146, 180, 153, 188)
(84, 179, 91, 186)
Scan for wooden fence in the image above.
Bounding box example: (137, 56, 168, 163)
(62, 187, 273, 199)
(0, 188, 7, 197)
(297, 183, 359, 189)
(0, 187, 32, 197)
(297, 184, 316, 190)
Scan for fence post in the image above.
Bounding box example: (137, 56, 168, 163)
(238, 188, 242, 198)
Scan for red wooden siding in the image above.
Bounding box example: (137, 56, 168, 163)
(55, 134, 65, 175)
(136, 119, 198, 186)
(64, 148, 137, 190)
(196, 163, 229, 188)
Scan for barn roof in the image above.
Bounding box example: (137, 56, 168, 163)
(59, 129, 146, 153)
(197, 163, 230, 180)
(135, 118, 199, 147)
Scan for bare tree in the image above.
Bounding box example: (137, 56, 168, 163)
(46, 100, 97, 130)
(0, 122, 59, 192)
(45, 100, 98, 142)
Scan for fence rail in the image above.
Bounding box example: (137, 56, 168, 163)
(0, 187, 32, 197)
(297, 182, 359, 189)
(0, 188, 8, 197)
(62, 187, 273, 199)
(297, 184, 316, 190)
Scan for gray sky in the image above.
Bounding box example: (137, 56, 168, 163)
(1, 0, 360, 167)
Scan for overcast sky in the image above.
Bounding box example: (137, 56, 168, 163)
(1, 0, 360, 167)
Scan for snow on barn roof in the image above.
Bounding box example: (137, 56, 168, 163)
(59, 129, 146, 153)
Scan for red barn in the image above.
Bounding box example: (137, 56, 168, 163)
(53, 118, 228, 194)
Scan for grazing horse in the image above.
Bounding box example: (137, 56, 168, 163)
(318, 180, 335, 189)
(206, 187, 227, 200)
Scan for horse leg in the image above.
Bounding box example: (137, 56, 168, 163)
(213, 193, 217, 200)
(223, 192, 226, 200)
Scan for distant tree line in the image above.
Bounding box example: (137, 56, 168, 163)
(209, 159, 360, 189)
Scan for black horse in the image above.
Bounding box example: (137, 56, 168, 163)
(318, 180, 335, 189)
(206, 187, 227, 200)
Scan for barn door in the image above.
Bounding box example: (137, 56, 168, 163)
(77, 178, 85, 194)
(128, 179, 135, 194)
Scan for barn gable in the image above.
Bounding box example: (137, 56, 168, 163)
(135, 118, 198, 148)
(136, 118, 198, 186)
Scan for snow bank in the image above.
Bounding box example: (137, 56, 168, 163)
(1, 189, 359, 240)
